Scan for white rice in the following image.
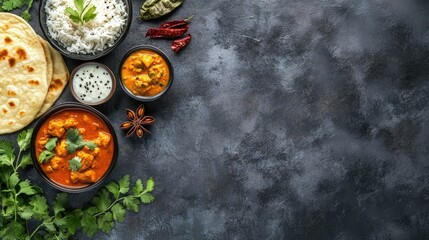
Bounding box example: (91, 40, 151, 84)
(45, 0, 128, 54)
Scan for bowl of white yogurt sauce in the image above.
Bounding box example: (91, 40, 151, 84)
(70, 62, 116, 105)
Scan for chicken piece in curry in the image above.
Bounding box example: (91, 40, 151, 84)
(35, 110, 114, 187)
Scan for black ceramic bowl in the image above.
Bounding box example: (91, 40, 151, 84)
(119, 45, 174, 102)
(39, 0, 132, 60)
(30, 102, 118, 193)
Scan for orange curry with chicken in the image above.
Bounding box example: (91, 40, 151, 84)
(121, 49, 170, 96)
(35, 109, 114, 187)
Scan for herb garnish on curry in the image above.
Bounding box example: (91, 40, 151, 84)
(35, 109, 114, 187)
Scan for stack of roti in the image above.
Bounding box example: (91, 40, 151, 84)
(0, 13, 69, 134)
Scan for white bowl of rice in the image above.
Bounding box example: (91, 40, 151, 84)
(39, 0, 131, 60)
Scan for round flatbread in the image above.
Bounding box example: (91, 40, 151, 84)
(0, 13, 48, 134)
(36, 37, 69, 117)
(38, 36, 53, 90)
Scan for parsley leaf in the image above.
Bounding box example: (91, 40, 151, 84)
(111, 204, 126, 223)
(18, 153, 32, 169)
(65, 128, 97, 154)
(52, 193, 68, 215)
(118, 174, 130, 194)
(38, 150, 55, 163)
(140, 193, 155, 204)
(81, 208, 98, 237)
(145, 177, 155, 192)
(68, 157, 82, 172)
(105, 182, 120, 199)
(17, 128, 33, 151)
(132, 179, 144, 195)
(29, 195, 49, 221)
(123, 196, 140, 212)
(65, 0, 97, 25)
(93, 189, 111, 212)
(97, 212, 114, 233)
(0, 140, 14, 167)
(45, 137, 58, 151)
(17, 180, 39, 196)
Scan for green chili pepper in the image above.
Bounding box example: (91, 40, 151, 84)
(139, 0, 185, 20)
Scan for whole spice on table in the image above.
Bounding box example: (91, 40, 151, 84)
(139, 0, 185, 20)
(159, 15, 193, 29)
(171, 34, 192, 52)
(146, 26, 189, 38)
(120, 104, 155, 138)
(145, 16, 192, 38)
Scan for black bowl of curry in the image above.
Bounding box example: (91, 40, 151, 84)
(31, 103, 118, 193)
(119, 45, 174, 102)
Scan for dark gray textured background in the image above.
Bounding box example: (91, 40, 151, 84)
(2, 0, 429, 239)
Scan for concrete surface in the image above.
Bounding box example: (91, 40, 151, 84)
(2, 0, 429, 239)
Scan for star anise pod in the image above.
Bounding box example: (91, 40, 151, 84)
(120, 104, 155, 138)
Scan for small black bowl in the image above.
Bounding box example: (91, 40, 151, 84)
(39, 0, 132, 60)
(119, 45, 174, 102)
(30, 102, 118, 193)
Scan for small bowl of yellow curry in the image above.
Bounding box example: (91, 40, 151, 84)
(30, 102, 118, 193)
(119, 45, 174, 102)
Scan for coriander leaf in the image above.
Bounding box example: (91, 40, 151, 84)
(92, 189, 111, 212)
(74, 0, 84, 13)
(68, 157, 82, 172)
(65, 7, 81, 23)
(8, 172, 19, 189)
(53, 193, 68, 215)
(66, 128, 82, 153)
(18, 205, 34, 220)
(53, 215, 68, 227)
(140, 193, 155, 204)
(17, 128, 33, 151)
(0, 140, 14, 167)
(118, 174, 130, 194)
(43, 219, 56, 232)
(132, 179, 143, 195)
(2, 0, 22, 11)
(111, 203, 126, 223)
(105, 182, 120, 199)
(18, 153, 32, 169)
(66, 128, 97, 153)
(21, 9, 32, 21)
(38, 150, 55, 163)
(145, 177, 155, 192)
(66, 209, 82, 235)
(81, 213, 97, 237)
(29, 195, 49, 221)
(97, 212, 114, 233)
(17, 180, 39, 195)
(0, 220, 26, 240)
(66, 0, 97, 24)
(123, 196, 140, 212)
(45, 137, 58, 151)
(82, 5, 97, 22)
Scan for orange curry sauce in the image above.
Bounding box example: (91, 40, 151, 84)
(35, 109, 114, 188)
(121, 49, 170, 96)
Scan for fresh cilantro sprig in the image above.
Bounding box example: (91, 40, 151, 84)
(65, 128, 97, 153)
(0, 0, 35, 21)
(0, 129, 156, 239)
(65, 0, 97, 25)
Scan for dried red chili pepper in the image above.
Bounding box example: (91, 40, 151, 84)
(159, 16, 193, 29)
(171, 34, 192, 53)
(146, 25, 189, 38)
